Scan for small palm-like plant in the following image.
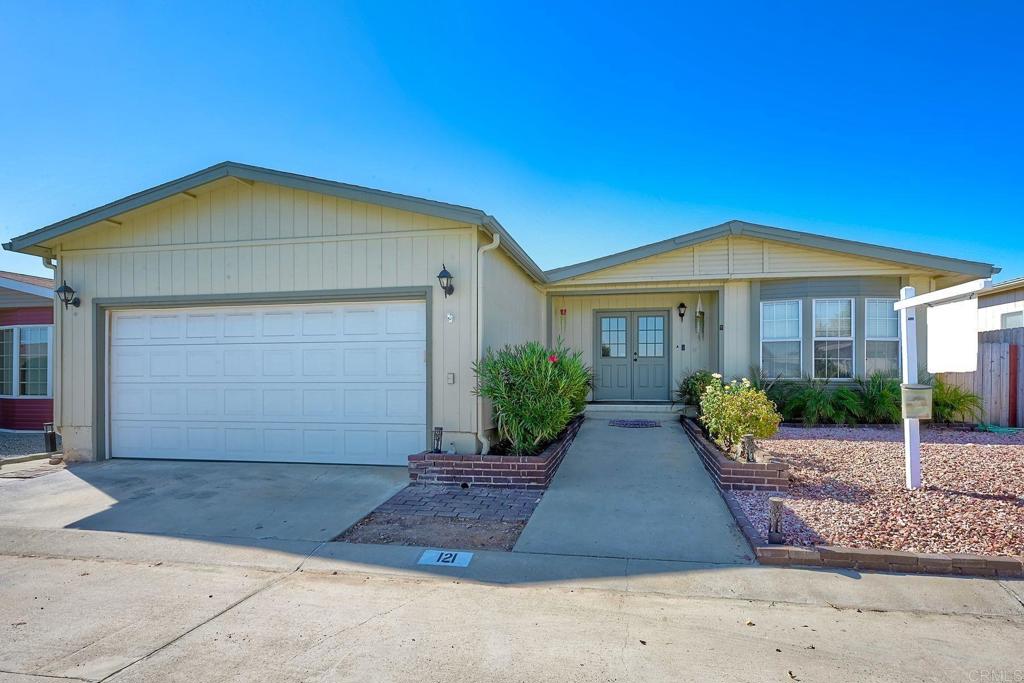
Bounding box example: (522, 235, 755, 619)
(473, 340, 591, 455)
(856, 372, 902, 424)
(925, 374, 983, 423)
(788, 377, 864, 426)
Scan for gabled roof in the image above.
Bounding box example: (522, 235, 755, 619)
(0, 270, 53, 289)
(544, 220, 998, 282)
(3, 161, 546, 282)
(0, 270, 54, 299)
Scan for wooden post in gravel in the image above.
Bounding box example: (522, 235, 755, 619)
(767, 497, 785, 544)
(741, 434, 756, 463)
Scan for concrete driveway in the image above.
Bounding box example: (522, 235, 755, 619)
(514, 412, 753, 564)
(0, 459, 408, 542)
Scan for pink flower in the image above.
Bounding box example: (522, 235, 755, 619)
(547, 354, 559, 363)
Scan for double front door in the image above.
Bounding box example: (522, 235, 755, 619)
(593, 311, 670, 401)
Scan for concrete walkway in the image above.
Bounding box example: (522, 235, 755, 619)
(514, 413, 753, 564)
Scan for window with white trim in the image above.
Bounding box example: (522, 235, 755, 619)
(865, 298, 900, 377)
(813, 298, 854, 379)
(761, 300, 802, 378)
(0, 326, 52, 398)
(1002, 311, 1024, 330)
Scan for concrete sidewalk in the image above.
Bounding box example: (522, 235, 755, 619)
(514, 413, 752, 564)
(0, 528, 1021, 682)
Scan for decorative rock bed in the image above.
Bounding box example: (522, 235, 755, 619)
(408, 415, 585, 489)
(682, 423, 1024, 578)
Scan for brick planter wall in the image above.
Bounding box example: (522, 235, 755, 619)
(408, 415, 585, 489)
(680, 416, 789, 492)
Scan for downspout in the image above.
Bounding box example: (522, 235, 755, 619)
(476, 231, 500, 454)
(41, 256, 60, 432)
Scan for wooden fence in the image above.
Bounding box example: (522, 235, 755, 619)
(940, 328, 1023, 427)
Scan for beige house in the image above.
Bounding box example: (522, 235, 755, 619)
(977, 277, 1024, 331)
(5, 163, 999, 463)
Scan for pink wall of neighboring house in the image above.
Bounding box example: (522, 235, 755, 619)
(0, 306, 54, 430)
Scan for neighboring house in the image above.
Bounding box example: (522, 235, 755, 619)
(978, 276, 1024, 331)
(3, 162, 999, 462)
(0, 271, 55, 430)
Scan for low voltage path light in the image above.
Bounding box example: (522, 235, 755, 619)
(437, 264, 454, 298)
(55, 280, 80, 309)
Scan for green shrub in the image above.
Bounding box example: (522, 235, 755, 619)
(925, 374, 982, 423)
(675, 369, 717, 408)
(786, 377, 864, 426)
(473, 340, 591, 455)
(855, 373, 902, 424)
(699, 376, 782, 454)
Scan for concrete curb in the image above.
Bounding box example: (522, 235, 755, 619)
(0, 452, 52, 466)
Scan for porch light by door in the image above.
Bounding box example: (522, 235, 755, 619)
(677, 302, 687, 320)
(55, 280, 81, 309)
(437, 265, 454, 298)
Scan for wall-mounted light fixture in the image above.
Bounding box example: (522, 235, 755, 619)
(55, 280, 81, 309)
(437, 264, 454, 298)
(677, 302, 687, 320)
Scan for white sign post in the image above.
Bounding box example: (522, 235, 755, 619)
(898, 286, 922, 489)
(894, 278, 992, 490)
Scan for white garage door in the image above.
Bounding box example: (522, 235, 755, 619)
(108, 301, 426, 465)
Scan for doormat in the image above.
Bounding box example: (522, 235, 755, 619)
(608, 419, 661, 428)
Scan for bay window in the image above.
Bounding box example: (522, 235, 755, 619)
(760, 300, 802, 378)
(813, 299, 854, 379)
(865, 298, 900, 377)
(0, 326, 52, 398)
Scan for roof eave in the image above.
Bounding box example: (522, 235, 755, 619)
(545, 220, 998, 282)
(4, 161, 546, 283)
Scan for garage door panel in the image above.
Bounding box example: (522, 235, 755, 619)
(110, 382, 425, 424)
(110, 301, 426, 464)
(111, 303, 425, 346)
(113, 342, 424, 382)
(112, 420, 422, 465)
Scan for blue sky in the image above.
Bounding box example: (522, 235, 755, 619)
(1, 2, 1021, 279)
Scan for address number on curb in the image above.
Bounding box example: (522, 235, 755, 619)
(417, 549, 473, 567)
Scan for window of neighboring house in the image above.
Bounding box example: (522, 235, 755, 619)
(865, 298, 900, 377)
(761, 300, 802, 379)
(813, 298, 854, 379)
(0, 329, 13, 396)
(0, 326, 51, 398)
(19, 327, 50, 396)
(1002, 311, 1024, 330)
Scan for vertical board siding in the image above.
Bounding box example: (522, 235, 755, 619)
(480, 246, 545, 429)
(53, 180, 479, 457)
(548, 291, 718, 400)
(941, 328, 1024, 426)
(722, 281, 751, 378)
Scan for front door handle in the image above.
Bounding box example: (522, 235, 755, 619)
(632, 351, 638, 362)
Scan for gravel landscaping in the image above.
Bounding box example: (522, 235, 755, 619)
(0, 431, 59, 459)
(730, 426, 1024, 557)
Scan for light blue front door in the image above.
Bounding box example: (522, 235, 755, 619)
(593, 311, 670, 401)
